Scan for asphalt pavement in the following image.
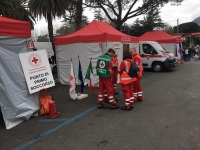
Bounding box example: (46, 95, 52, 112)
(1, 60, 200, 150)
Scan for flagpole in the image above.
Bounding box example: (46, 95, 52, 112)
(71, 58, 78, 95)
(77, 55, 81, 96)
(84, 58, 92, 82)
(76, 56, 88, 100)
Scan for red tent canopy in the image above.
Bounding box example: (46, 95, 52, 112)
(54, 20, 139, 45)
(0, 16, 31, 37)
(139, 30, 182, 43)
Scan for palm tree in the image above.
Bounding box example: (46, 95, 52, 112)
(28, 0, 68, 44)
(0, 0, 35, 29)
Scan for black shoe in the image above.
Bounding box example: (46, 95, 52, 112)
(114, 92, 119, 95)
(104, 100, 109, 103)
(98, 104, 104, 109)
(121, 106, 131, 111)
(110, 104, 119, 110)
(130, 105, 134, 109)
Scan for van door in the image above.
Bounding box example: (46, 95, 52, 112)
(140, 43, 158, 68)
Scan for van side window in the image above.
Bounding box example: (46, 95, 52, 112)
(143, 44, 158, 54)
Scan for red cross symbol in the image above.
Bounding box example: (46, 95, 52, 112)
(100, 61, 105, 68)
(70, 75, 74, 88)
(32, 57, 39, 64)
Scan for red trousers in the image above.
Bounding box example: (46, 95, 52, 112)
(121, 83, 134, 106)
(133, 77, 143, 101)
(112, 72, 118, 93)
(112, 67, 118, 93)
(98, 77, 115, 105)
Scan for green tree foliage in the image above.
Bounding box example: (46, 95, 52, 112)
(130, 8, 164, 36)
(94, 10, 105, 21)
(28, 0, 68, 44)
(62, 4, 76, 25)
(0, 0, 35, 29)
(173, 22, 200, 33)
(56, 15, 89, 36)
(141, 8, 164, 31)
(84, 0, 184, 31)
(164, 23, 174, 34)
(129, 18, 142, 36)
(66, 0, 83, 31)
(37, 35, 49, 42)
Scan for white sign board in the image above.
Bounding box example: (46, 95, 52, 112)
(113, 42, 121, 49)
(19, 50, 55, 94)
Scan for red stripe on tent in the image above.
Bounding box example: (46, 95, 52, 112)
(0, 16, 31, 37)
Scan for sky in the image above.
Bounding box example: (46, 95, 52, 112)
(33, 0, 200, 36)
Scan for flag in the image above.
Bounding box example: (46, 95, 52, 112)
(85, 60, 94, 92)
(177, 43, 181, 60)
(69, 62, 76, 100)
(78, 58, 84, 93)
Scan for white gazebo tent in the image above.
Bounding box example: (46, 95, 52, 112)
(54, 20, 139, 86)
(0, 16, 39, 129)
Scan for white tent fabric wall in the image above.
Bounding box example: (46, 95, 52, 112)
(159, 43, 177, 55)
(0, 36, 39, 129)
(56, 42, 138, 86)
(56, 43, 106, 87)
(34, 42, 54, 58)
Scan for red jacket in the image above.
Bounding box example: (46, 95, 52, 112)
(132, 53, 143, 77)
(119, 59, 136, 84)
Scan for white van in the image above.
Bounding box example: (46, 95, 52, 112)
(139, 41, 177, 72)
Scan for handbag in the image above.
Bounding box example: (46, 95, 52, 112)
(39, 89, 52, 115)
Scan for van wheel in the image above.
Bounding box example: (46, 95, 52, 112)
(152, 62, 163, 72)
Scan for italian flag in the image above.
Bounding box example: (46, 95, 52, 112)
(85, 60, 94, 92)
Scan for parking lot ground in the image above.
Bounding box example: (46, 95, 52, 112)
(1, 61, 200, 150)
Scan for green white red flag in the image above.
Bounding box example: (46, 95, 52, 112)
(85, 60, 94, 92)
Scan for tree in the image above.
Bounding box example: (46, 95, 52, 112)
(66, 0, 83, 31)
(28, 0, 68, 45)
(140, 8, 164, 31)
(94, 10, 105, 21)
(130, 8, 164, 36)
(173, 22, 200, 33)
(85, 0, 184, 31)
(130, 18, 143, 36)
(164, 23, 174, 34)
(0, 0, 35, 29)
(57, 15, 89, 36)
(37, 35, 49, 42)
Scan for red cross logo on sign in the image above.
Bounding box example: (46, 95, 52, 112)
(32, 57, 39, 64)
(28, 53, 42, 67)
(100, 61, 105, 68)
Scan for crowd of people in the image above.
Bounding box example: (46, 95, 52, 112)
(182, 45, 200, 61)
(96, 48, 143, 111)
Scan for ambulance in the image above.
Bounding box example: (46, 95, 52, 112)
(138, 41, 177, 72)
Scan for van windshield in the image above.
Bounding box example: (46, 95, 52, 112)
(152, 43, 167, 52)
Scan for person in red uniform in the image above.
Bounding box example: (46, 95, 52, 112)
(118, 51, 136, 110)
(129, 47, 143, 102)
(104, 48, 118, 102)
(111, 49, 119, 95)
(96, 48, 119, 109)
